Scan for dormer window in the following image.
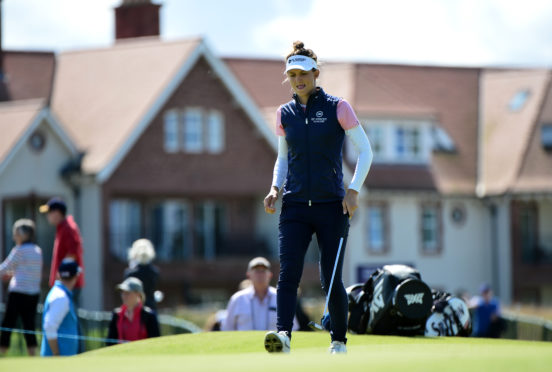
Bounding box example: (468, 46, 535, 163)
(354, 119, 432, 165)
(508, 89, 530, 112)
(395, 126, 421, 160)
(542, 124, 552, 151)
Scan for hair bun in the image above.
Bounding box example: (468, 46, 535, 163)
(293, 41, 305, 51)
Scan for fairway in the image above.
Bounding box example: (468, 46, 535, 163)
(2, 331, 551, 372)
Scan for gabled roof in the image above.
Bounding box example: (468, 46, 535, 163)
(0, 99, 78, 176)
(2, 51, 55, 101)
(479, 69, 551, 196)
(52, 37, 275, 182)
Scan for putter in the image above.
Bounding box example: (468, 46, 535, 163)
(308, 235, 344, 331)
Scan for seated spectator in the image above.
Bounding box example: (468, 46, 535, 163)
(124, 239, 160, 311)
(106, 277, 160, 345)
(221, 257, 299, 331)
(470, 283, 505, 338)
(0, 219, 42, 356)
(40, 259, 81, 357)
(221, 257, 277, 331)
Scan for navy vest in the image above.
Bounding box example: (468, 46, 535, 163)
(281, 87, 345, 203)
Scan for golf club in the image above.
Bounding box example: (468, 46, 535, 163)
(308, 235, 344, 331)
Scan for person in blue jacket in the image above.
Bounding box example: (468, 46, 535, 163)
(40, 259, 81, 356)
(263, 41, 373, 354)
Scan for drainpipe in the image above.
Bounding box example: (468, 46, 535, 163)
(490, 202, 500, 296)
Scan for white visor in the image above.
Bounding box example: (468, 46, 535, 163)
(285, 55, 318, 73)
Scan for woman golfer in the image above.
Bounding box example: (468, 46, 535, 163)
(263, 41, 373, 354)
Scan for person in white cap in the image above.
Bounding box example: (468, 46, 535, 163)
(263, 41, 373, 354)
(222, 257, 286, 331)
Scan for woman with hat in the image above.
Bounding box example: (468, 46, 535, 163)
(106, 277, 160, 345)
(263, 41, 373, 354)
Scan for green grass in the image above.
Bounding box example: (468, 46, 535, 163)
(2, 331, 552, 372)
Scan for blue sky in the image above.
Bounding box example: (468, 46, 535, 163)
(4, 0, 552, 67)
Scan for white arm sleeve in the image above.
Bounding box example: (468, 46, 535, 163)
(43, 293, 70, 340)
(271, 136, 288, 190)
(346, 125, 373, 192)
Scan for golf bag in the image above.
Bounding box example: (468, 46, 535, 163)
(347, 264, 433, 335)
(424, 291, 472, 337)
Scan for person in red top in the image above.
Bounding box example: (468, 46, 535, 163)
(106, 277, 160, 345)
(40, 197, 85, 305)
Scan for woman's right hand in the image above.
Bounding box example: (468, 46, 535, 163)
(264, 186, 280, 214)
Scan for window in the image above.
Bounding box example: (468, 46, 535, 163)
(395, 126, 421, 159)
(206, 110, 225, 153)
(183, 108, 203, 153)
(164, 107, 226, 154)
(363, 119, 430, 164)
(109, 200, 141, 261)
(366, 202, 389, 253)
(146, 200, 191, 261)
(541, 124, 552, 151)
(365, 126, 384, 160)
(163, 110, 179, 153)
(508, 89, 530, 112)
(420, 202, 442, 254)
(194, 201, 226, 260)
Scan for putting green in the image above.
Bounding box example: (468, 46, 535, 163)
(2, 331, 551, 372)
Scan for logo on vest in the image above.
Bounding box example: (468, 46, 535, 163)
(404, 293, 425, 305)
(310, 111, 327, 124)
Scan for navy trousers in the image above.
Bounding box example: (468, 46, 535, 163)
(276, 201, 349, 342)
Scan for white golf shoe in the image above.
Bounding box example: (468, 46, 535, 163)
(328, 341, 347, 354)
(264, 331, 290, 353)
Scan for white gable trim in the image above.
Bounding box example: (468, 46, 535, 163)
(96, 40, 279, 183)
(0, 107, 79, 177)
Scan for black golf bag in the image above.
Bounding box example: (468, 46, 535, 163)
(348, 264, 433, 335)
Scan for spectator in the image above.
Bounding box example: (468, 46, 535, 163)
(40, 259, 81, 357)
(106, 277, 160, 345)
(471, 283, 505, 338)
(222, 257, 298, 331)
(124, 239, 160, 311)
(39, 197, 85, 306)
(0, 219, 42, 356)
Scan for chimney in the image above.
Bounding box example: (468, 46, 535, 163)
(115, 0, 161, 40)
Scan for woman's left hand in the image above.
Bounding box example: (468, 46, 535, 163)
(342, 189, 359, 218)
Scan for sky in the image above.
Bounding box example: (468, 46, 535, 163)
(3, 0, 552, 68)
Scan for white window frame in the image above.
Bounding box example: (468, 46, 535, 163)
(365, 124, 385, 161)
(366, 201, 389, 254)
(420, 202, 442, 254)
(395, 125, 422, 161)
(146, 200, 192, 261)
(109, 199, 141, 261)
(363, 118, 431, 164)
(182, 108, 204, 153)
(206, 110, 225, 154)
(163, 109, 179, 153)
